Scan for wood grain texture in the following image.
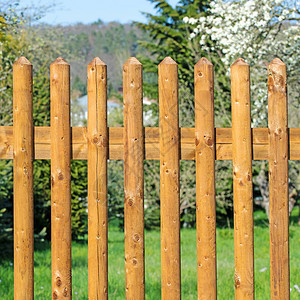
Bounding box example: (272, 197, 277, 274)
(87, 58, 108, 299)
(268, 58, 289, 300)
(231, 58, 254, 299)
(50, 57, 72, 300)
(195, 58, 216, 300)
(1, 127, 300, 160)
(123, 57, 145, 300)
(13, 57, 34, 300)
(159, 57, 181, 300)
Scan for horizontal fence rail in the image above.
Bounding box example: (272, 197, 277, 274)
(5, 56, 296, 299)
(1, 127, 300, 160)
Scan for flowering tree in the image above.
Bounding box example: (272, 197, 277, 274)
(184, 0, 299, 127)
(184, 0, 300, 219)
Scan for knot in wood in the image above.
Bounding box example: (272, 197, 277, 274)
(239, 179, 245, 186)
(235, 273, 241, 289)
(127, 198, 134, 206)
(23, 166, 28, 175)
(268, 84, 274, 93)
(205, 136, 213, 146)
(51, 78, 58, 85)
(58, 171, 64, 180)
(56, 277, 62, 287)
(133, 233, 140, 242)
(92, 136, 99, 144)
(275, 128, 282, 135)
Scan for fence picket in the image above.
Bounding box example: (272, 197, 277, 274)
(87, 57, 108, 299)
(13, 57, 34, 300)
(195, 57, 216, 299)
(231, 58, 254, 299)
(123, 57, 145, 299)
(50, 57, 72, 299)
(268, 58, 289, 299)
(159, 57, 181, 300)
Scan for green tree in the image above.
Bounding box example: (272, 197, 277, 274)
(137, 0, 209, 98)
(136, 0, 231, 127)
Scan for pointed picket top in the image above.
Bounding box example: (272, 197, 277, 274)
(269, 57, 285, 66)
(51, 57, 69, 65)
(88, 57, 106, 66)
(14, 56, 32, 66)
(195, 57, 213, 66)
(231, 57, 248, 66)
(268, 58, 286, 75)
(159, 56, 177, 65)
(268, 58, 286, 86)
(124, 57, 142, 65)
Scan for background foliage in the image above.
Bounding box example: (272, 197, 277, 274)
(0, 0, 299, 248)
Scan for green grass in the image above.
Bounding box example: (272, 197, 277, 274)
(0, 209, 299, 299)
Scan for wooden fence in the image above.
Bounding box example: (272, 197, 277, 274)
(4, 55, 298, 299)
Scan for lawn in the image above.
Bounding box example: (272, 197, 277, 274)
(0, 209, 299, 299)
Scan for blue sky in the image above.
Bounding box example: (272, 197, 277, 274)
(19, 0, 179, 25)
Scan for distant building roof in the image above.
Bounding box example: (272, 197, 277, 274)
(76, 95, 121, 109)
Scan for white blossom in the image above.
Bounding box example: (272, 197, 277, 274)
(184, 0, 299, 126)
(282, 9, 289, 15)
(183, 16, 189, 23)
(190, 32, 196, 39)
